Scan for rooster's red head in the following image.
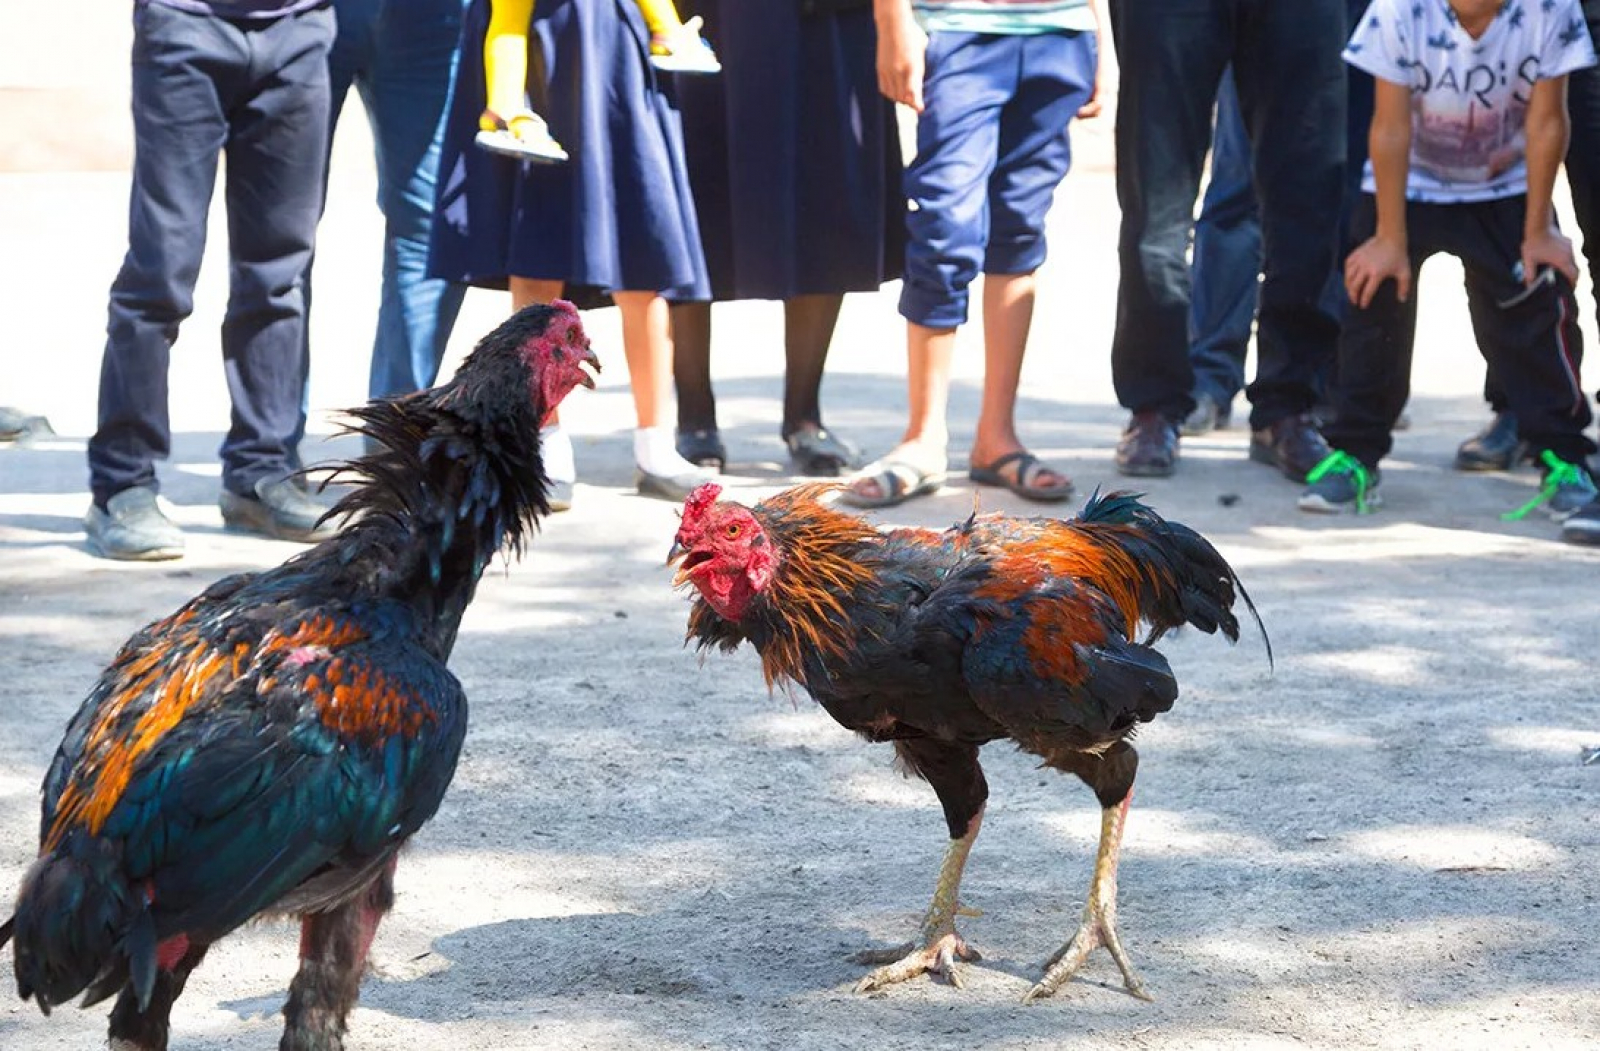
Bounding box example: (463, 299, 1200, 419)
(668, 483, 777, 620)
(530, 300, 600, 423)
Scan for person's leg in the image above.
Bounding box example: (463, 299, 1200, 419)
(669, 300, 725, 467)
(616, 290, 712, 492)
(1108, 0, 1230, 423)
(671, 301, 716, 432)
(291, 0, 365, 457)
(1318, 197, 1434, 465)
(1565, 2, 1600, 335)
(781, 293, 859, 476)
(1454, 198, 1594, 480)
(88, 5, 229, 510)
(968, 29, 1094, 498)
(364, 0, 470, 400)
(1232, 0, 1345, 431)
(218, 7, 336, 499)
(613, 290, 674, 431)
(1187, 66, 1259, 423)
(846, 32, 1008, 504)
(1305, 197, 1428, 511)
(781, 292, 845, 436)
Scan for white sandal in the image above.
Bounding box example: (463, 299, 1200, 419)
(649, 16, 722, 74)
(475, 109, 569, 164)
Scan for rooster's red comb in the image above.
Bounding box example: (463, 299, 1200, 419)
(682, 483, 723, 525)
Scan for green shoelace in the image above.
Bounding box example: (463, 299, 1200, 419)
(1502, 450, 1596, 521)
(1306, 450, 1375, 514)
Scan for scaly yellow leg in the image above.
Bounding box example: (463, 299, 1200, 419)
(853, 807, 984, 992)
(1024, 793, 1151, 1003)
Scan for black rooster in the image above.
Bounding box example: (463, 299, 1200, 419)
(2, 301, 598, 1050)
(671, 483, 1267, 1001)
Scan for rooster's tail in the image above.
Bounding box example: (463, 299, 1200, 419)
(7, 837, 156, 1013)
(1075, 490, 1271, 666)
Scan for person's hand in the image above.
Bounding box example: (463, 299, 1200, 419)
(1520, 226, 1579, 286)
(876, 7, 929, 112)
(1076, 68, 1103, 119)
(1344, 234, 1411, 309)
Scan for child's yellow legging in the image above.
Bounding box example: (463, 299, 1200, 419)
(483, 0, 686, 125)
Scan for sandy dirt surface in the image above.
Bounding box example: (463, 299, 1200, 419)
(3, 43, 1599, 1051)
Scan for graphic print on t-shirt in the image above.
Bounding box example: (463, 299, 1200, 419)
(1345, 0, 1597, 202)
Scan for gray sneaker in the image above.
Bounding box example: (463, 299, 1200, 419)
(1180, 392, 1230, 437)
(220, 476, 339, 543)
(1562, 496, 1600, 545)
(85, 487, 185, 561)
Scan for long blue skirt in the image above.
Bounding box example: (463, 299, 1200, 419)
(429, 0, 710, 301)
(675, 0, 906, 301)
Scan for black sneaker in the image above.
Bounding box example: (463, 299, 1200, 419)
(85, 487, 185, 561)
(1562, 496, 1600, 545)
(1503, 451, 1597, 521)
(1298, 451, 1382, 514)
(220, 476, 340, 543)
(1454, 411, 1524, 472)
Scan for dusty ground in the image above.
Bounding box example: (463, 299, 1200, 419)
(3, 34, 1600, 1051)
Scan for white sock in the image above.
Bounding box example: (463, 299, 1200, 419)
(634, 426, 702, 477)
(540, 424, 576, 484)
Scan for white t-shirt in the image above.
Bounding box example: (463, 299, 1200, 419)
(1344, 0, 1597, 202)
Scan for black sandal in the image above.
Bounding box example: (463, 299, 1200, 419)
(675, 428, 727, 472)
(784, 427, 861, 477)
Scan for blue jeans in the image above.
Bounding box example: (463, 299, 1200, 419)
(89, 3, 334, 506)
(1187, 69, 1258, 411)
(311, 0, 467, 404)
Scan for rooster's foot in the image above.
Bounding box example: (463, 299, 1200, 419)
(1023, 909, 1151, 1003)
(852, 929, 980, 992)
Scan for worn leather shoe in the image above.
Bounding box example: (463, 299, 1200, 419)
(1116, 411, 1180, 477)
(85, 487, 185, 561)
(220, 476, 340, 543)
(1454, 411, 1524, 471)
(1249, 412, 1331, 483)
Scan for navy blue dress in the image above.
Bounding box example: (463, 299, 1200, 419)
(430, 0, 709, 301)
(675, 0, 905, 301)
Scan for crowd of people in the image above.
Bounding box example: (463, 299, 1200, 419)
(76, 0, 1600, 562)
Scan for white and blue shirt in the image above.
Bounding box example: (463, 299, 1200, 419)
(1345, 0, 1597, 202)
(913, 0, 1095, 35)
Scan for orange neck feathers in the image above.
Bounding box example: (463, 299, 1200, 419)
(748, 484, 881, 690)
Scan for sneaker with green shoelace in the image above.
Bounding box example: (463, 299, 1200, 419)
(1501, 450, 1597, 522)
(1298, 450, 1382, 514)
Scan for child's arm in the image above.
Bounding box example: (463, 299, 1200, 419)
(1345, 76, 1413, 308)
(1520, 74, 1581, 286)
(484, 0, 535, 125)
(873, 0, 928, 113)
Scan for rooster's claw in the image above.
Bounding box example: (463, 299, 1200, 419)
(852, 931, 980, 993)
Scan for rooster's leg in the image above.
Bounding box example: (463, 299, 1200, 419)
(1024, 792, 1151, 1003)
(107, 942, 210, 1051)
(853, 806, 985, 991)
(281, 858, 397, 1051)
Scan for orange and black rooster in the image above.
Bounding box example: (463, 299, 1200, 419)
(670, 483, 1266, 1002)
(2, 302, 598, 1050)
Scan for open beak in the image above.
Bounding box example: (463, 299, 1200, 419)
(578, 347, 601, 390)
(667, 539, 695, 588)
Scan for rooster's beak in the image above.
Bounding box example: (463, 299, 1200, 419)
(667, 540, 693, 587)
(578, 348, 601, 390)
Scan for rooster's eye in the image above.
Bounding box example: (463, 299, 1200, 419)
(725, 524, 741, 539)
